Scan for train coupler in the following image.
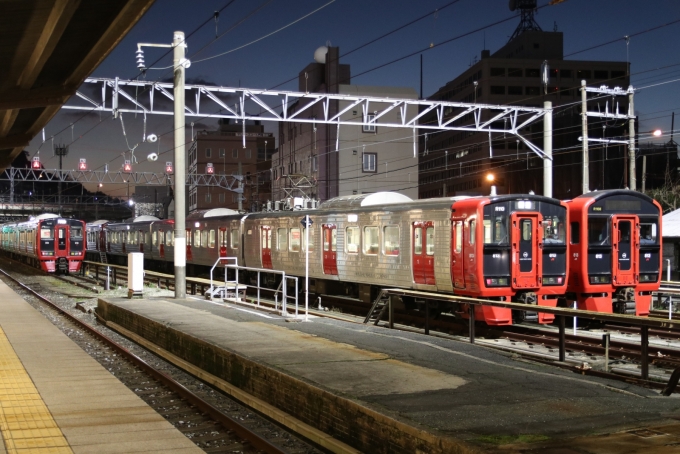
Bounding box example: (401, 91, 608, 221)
(613, 287, 636, 314)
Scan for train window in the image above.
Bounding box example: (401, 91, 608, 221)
(323, 229, 330, 251)
(588, 218, 609, 245)
(302, 228, 314, 252)
(521, 219, 532, 241)
(290, 228, 301, 252)
(207, 230, 214, 248)
(570, 222, 580, 244)
(159, 231, 165, 245)
(383, 226, 399, 256)
(332, 228, 337, 252)
(166, 230, 173, 246)
(219, 229, 226, 248)
(145, 232, 150, 245)
(58, 229, 65, 240)
(40, 226, 53, 239)
(543, 215, 566, 244)
(363, 226, 379, 255)
(201, 230, 208, 248)
(152, 231, 157, 246)
(277, 228, 287, 250)
(346, 226, 360, 253)
(426, 227, 435, 255)
(194, 230, 201, 247)
(469, 221, 476, 244)
(70, 226, 83, 238)
(231, 229, 239, 248)
(640, 222, 657, 245)
(455, 222, 462, 253)
(414, 227, 422, 254)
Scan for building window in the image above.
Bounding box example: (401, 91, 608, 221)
(205, 148, 211, 158)
(363, 114, 376, 133)
(577, 69, 591, 79)
(232, 149, 238, 158)
(508, 68, 522, 77)
(594, 70, 608, 79)
(490, 67, 505, 77)
(362, 152, 377, 173)
(219, 193, 225, 203)
(526, 86, 540, 96)
(525, 68, 540, 77)
(205, 193, 211, 203)
(232, 194, 238, 203)
(245, 149, 251, 159)
(219, 148, 225, 157)
(561, 69, 572, 78)
(490, 86, 506, 95)
(611, 70, 625, 80)
(508, 86, 522, 95)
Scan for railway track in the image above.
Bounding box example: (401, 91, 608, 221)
(0, 258, 324, 454)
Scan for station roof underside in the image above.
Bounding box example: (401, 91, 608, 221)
(0, 0, 155, 171)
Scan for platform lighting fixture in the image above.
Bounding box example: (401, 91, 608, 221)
(486, 173, 495, 182)
(78, 158, 87, 170)
(123, 160, 132, 173)
(206, 163, 214, 174)
(31, 156, 41, 169)
(165, 161, 173, 174)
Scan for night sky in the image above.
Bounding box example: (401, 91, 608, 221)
(29, 0, 680, 198)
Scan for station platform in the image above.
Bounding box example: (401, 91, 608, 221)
(96, 294, 680, 454)
(0, 280, 201, 454)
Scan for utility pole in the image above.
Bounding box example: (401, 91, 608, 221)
(173, 31, 187, 299)
(581, 80, 589, 194)
(628, 86, 636, 191)
(543, 100, 553, 198)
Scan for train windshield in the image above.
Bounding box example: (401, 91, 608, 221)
(70, 226, 83, 238)
(483, 206, 508, 245)
(588, 217, 609, 246)
(40, 226, 53, 239)
(640, 219, 658, 245)
(542, 214, 566, 244)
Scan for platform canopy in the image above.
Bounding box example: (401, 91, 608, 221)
(0, 0, 156, 171)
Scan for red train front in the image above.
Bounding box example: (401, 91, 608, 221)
(565, 190, 662, 316)
(451, 194, 568, 325)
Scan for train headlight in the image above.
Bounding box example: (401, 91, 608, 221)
(640, 274, 658, 282)
(42, 251, 54, 256)
(485, 277, 509, 287)
(542, 276, 564, 285)
(589, 275, 611, 284)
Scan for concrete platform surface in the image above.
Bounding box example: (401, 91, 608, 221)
(0, 280, 202, 454)
(97, 295, 680, 453)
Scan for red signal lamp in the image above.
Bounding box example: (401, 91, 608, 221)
(165, 161, 173, 174)
(31, 156, 41, 169)
(78, 158, 87, 170)
(206, 163, 214, 174)
(123, 160, 132, 173)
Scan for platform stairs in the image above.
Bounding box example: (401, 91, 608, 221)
(364, 290, 390, 325)
(99, 251, 108, 264)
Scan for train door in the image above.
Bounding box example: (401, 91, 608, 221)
(413, 221, 435, 285)
(219, 228, 227, 258)
(322, 224, 338, 275)
(186, 228, 193, 262)
(159, 230, 165, 259)
(56, 225, 67, 255)
(612, 215, 638, 286)
(99, 229, 106, 252)
(261, 226, 272, 269)
(511, 213, 542, 288)
(451, 220, 465, 288)
(139, 230, 144, 253)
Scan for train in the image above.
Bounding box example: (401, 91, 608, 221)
(84, 189, 662, 325)
(0, 214, 86, 274)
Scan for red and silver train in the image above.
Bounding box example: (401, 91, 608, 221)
(85, 189, 662, 324)
(0, 214, 86, 273)
(87, 192, 569, 325)
(565, 190, 662, 316)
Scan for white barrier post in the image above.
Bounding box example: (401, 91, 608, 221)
(573, 301, 577, 335)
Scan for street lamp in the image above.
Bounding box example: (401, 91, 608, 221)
(486, 173, 495, 182)
(487, 173, 497, 196)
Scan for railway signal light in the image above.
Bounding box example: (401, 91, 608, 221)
(165, 161, 173, 174)
(78, 158, 87, 170)
(31, 156, 41, 169)
(123, 160, 132, 173)
(206, 163, 214, 174)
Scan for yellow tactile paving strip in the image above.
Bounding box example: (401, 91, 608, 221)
(0, 327, 72, 454)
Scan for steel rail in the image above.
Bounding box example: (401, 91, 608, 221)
(0, 267, 287, 454)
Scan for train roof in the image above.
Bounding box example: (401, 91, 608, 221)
(87, 220, 109, 226)
(573, 189, 655, 204)
(319, 192, 413, 209)
(31, 213, 59, 220)
(487, 193, 563, 206)
(186, 208, 239, 219)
